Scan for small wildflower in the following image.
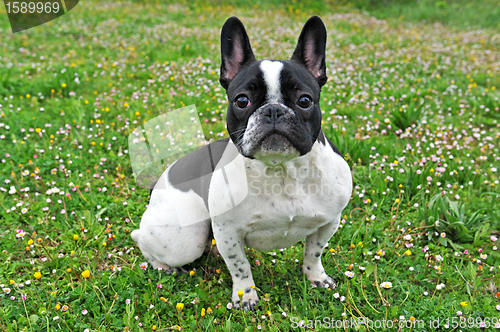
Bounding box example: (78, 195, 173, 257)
(62, 305, 69, 312)
(237, 290, 244, 299)
(34, 272, 42, 280)
(55, 303, 61, 311)
(82, 309, 88, 315)
(176, 303, 184, 311)
(81, 270, 90, 279)
(381, 281, 392, 289)
(201, 308, 206, 317)
(460, 301, 467, 307)
(140, 262, 148, 270)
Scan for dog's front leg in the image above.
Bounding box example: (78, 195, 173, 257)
(302, 217, 340, 289)
(212, 226, 259, 311)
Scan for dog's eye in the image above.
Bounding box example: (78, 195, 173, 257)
(297, 95, 312, 109)
(235, 95, 251, 109)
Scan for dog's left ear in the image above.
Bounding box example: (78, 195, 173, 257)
(220, 17, 256, 90)
(291, 15, 327, 87)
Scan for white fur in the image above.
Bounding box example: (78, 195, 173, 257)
(209, 139, 352, 305)
(210, 140, 351, 250)
(131, 166, 211, 269)
(260, 60, 283, 103)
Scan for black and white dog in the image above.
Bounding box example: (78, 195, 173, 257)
(132, 16, 352, 311)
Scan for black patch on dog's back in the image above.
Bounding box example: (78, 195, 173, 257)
(168, 138, 230, 208)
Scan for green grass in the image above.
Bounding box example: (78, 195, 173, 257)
(349, 0, 500, 30)
(0, 0, 499, 331)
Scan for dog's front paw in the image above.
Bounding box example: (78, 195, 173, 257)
(307, 273, 336, 289)
(232, 287, 260, 311)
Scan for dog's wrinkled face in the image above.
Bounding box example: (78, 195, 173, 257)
(219, 16, 328, 164)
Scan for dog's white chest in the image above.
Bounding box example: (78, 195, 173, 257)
(209, 140, 352, 251)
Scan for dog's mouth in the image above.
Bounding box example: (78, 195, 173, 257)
(252, 132, 300, 164)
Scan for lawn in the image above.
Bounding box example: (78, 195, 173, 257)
(0, 0, 499, 331)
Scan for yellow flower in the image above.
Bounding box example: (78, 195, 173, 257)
(460, 301, 467, 307)
(410, 316, 415, 322)
(160, 297, 167, 303)
(201, 308, 206, 317)
(81, 270, 91, 279)
(73, 234, 78, 241)
(206, 307, 212, 314)
(55, 303, 61, 311)
(62, 83, 67, 88)
(152, 325, 157, 331)
(34, 272, 42, 280)
(28, 239, 34, 245)
(237, 290, 244, 299)
(9, 280, 15, 285)
(405, 250, 412, 256)
(189, 270, 195, 276)
(395, 198, 400, 204)
(176, 303, 184, 311)
(212, 239, 216, 246)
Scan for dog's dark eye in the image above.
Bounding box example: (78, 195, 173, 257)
(297, 95, 313, 109)
(235, 95, 251, 109)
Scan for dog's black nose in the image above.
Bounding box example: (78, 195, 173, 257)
(262, 105, 286, 124)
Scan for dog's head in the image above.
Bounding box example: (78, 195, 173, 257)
(220, 16, 328, 164)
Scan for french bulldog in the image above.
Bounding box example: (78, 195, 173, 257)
(131, 15, 352, 311)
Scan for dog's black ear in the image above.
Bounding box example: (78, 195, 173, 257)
(291, 16, 327, 87)
(220, 17, 256, 90)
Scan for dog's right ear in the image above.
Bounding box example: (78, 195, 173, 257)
(220, 17, 256, 90)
